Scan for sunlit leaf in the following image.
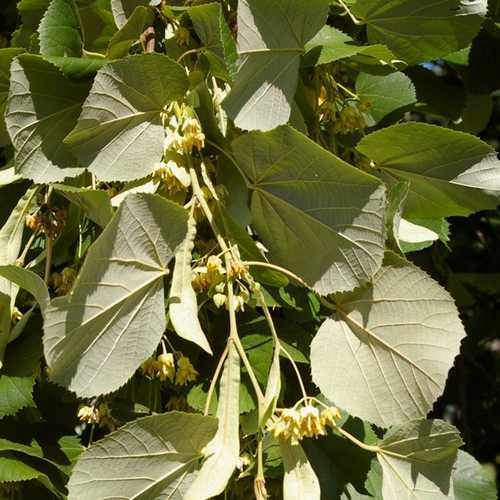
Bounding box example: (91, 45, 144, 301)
(68, 412, 218, 499)
(311, 253, 465, 427)
(65, 53, 189, 181)
(43, 193, 188, 397)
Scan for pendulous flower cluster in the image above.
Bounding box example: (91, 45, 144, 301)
(141, 352, 198, 385)
(267, 405, 341, 445)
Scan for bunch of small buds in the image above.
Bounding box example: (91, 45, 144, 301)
(78, 403, 116, 430)
(175, 26, 191, 47)
(163, 107, 205, 156)
(267, 404, 341, 445)
(175, 355, 198, 385)
(51, 267, 77, 296)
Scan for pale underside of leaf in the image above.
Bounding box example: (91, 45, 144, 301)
(43, 193, 188, 397)
(311, 253, 465, 427)
(68, 412, 218, 500)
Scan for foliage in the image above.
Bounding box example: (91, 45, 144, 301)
(0, 0, 498, 498)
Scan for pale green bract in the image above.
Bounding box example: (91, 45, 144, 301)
(185, 340, 240, 500)
(169, 215, 212, 354)
(281, 440, 321, 500)
(311, 253, 465, 427)
(5, 55, 89, 183)
(68, 412, 218, 500)
(231, 125, 386, 294)
(223, 0, 328, 131)
(358, 122, 500, 218)
(64, 53, 189, 182)
(43, 193, 188, 397)
(377, 419, 463, 500)
(352, 0, 486, 65)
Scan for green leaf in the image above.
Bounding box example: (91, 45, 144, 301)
(0, 48, 24, 146)
(0, 187, 38, 364)
(453, 450, 497, 500)
(399, 218, 449, 254)
(304, 26, 395, 66)
(377, 419, 463, 499)
(185, 340, 240, 500)
(111, 0, 149, 29)
(5, 55, 89, 183)
(0, 266, 49, 315)
(352, 0, 486, 65)
(38, 0, 106, 78)
(65, 54, 189, 182)
(230, 125, 386, 294)
(280, 440, 321, 500)
(222, 0, 328, 131)
(169, 215, 212, 354)
(189, 2, 237, 81)
(54, 184, 113, 227)
(68, 412, 218, 499)
(43, 193, 189, 397)
(11, 0, 50, 50)
(311, 253, 465, 427)
(106, 5, 154, 59)
(0, 454, 48, 483)
(357, 122, 500, 218)
(0, 376, 35, 418)
(356, 72, 416, 124)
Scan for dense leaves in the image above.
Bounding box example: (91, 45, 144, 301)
(0, 0, 498, 498)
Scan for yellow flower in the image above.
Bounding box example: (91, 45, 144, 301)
(213, 293, 227, 308)
(175, 356, 198, 385)
(141, 357, 157, 378)
(77, 405, 100, 424)
(181, 117, 205, 153)
(157, 353, 175, 382)
(299, 405, 325, 438)
(320, 406, 341, 428)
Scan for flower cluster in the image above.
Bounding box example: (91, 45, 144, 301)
(141, 353, 198, 385)
(163, 107, 205, 156)
(267, 404, 341, 445)
(153, 160, 191, 195)
(77, 402, 115, 430)
(192, 255, 226, 293)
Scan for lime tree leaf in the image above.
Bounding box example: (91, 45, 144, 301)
(0, 376, 35, 418)
(11, 0, 50, 50)
(106, 5, 154, 59)
(43, 193, 189, 398)
(377, 419, 463, 499)
(189, 2, 237, 81)
(111, 0, 149, 28)
(356, 72, 416, 124)
(169, 216, 212, 355)
(399, 218, 449, 254)
(304, 26, 395, 66)
(352, 0, 486, 65)
(0, 48, 24, 146)
(65, 53, 189, 182)
(5, 55, 89, 183)
(38, 0, 105, 78)
(357, 122, 500, 218)
(54, 184, 113, 228)
(0, 455, 48, 483)
(453, 450, 497, 500)
(311, 253, 465, 427)
(230, 125, 386, 295)
(222, 0, 328, 131)
(185, 340, 240, 500)
(261, 338, 281, 427)
(68, 412, 218, 499)
(76, 0, 118, 53)
(280, 440, 321, 500)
